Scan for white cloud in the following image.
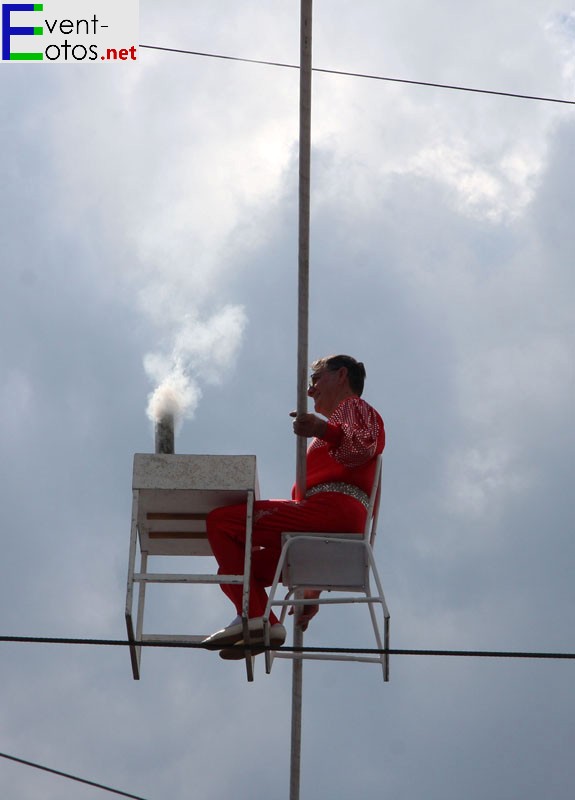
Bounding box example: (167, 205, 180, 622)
(443, 441, 533, 518)
(546, 11, 575, 84)
(400, 138, 544, 221)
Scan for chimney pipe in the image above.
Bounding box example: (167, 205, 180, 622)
(155, 412, 175, 454)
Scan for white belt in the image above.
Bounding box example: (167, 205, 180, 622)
(306, 482, 369, 510)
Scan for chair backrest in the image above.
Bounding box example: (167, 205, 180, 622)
(364, 454, 383, 548)
(280, 454, 383, 591)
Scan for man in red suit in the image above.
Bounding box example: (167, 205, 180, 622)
(203, 354, 385, 658)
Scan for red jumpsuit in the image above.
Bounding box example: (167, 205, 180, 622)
(206, 397, 385, 624)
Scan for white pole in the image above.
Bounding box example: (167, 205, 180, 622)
(291, 3, 313, 799)
(295, 0, 313, 502)
(290, 601, 305, 800)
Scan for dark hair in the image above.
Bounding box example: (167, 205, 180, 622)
(310, 354, 366, 396)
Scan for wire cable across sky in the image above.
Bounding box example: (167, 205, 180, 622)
(0, 752, 150, 800)
(2, 635, 575, 661)
(139, 44, 575, 106)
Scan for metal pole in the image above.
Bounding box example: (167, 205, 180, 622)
(291, 3, 313, 799)
(295, 0, 313, 502)
(290, 602, 304, 800)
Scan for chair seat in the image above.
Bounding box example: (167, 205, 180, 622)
(281, 532, 369, 590)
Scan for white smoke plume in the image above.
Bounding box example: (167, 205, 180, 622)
(144, 304, 248, 427)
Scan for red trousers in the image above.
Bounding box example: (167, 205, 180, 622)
(206, 493, 367, 624)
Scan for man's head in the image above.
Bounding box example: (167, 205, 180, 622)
(309, 354, 366, 396)
(307, 354, 366, 416)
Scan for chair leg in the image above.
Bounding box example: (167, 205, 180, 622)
(384, 614, 391, 682)
(366, 595, 387, 681)
(242, 492, 255, 683)
(263, 546, 292, 674)
(134, 551, 148, 674)
(364, 549, 391, 680)
(126, 492, 141, 680)
(125, 612, 140, 681)
(363, 552, 391, 681)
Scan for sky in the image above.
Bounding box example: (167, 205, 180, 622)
(1, 0, 574, 797)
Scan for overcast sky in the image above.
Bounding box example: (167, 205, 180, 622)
(1, 1, 574, 798)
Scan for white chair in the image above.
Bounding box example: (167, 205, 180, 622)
(263, 455, 390, 681)
(125, 453, 259, 681)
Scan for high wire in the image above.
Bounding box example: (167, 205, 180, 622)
(0, 752, 150, 800)
(139, 44, 575, 106)
(1, 635, 574, 661)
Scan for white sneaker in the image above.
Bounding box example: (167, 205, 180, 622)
(202, 616, 267, 650)
(218, 623, 286, 660)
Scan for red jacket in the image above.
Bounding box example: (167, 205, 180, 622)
(293, 396, 385, 498)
